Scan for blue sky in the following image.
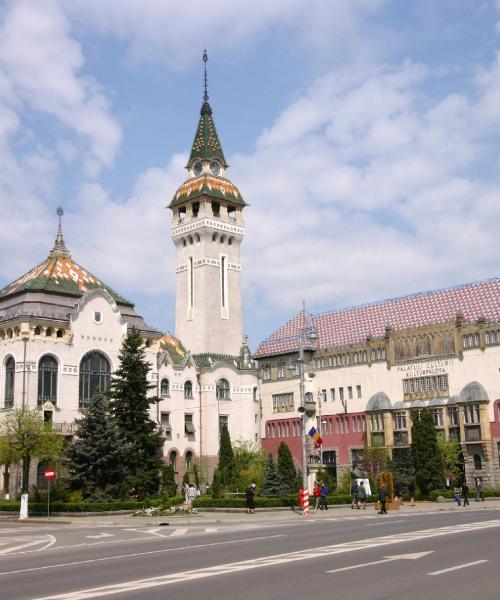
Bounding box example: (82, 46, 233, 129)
(1, 0, 500, 350)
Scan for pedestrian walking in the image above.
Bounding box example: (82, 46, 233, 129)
(320, 482, 329, 510)
(356, 480, 367, 509)
(313, 481, 321, 511)
(408, 480, 416, 505)
(475, 478, 484, 502)
(454, 485, 461, 505)
(246, 482, 256, 514)
(187, 483, 197, 506)
(351, 480, 359, 509)
(378, 483, 388, 514)
(394, 479, 404, 504)
(461, 482, 469, 507)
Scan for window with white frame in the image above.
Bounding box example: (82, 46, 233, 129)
(272, 393, 294, 413)
(370, 413, 384, 431)
(394, 411, 407, 430)
(431, 408, 444, 427)
(216, 378, 231, 399)
(277, 362, 285, 379)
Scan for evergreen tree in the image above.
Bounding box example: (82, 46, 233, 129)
(108, 328, 163, 498)
(411, 408, 445, 496)
(260, 454, 281, 497)
(160, 463, 177, 498)
(211, 467, 224, 498)
(66, 394, 127, 498)
(218, 424, 235, 488)
(277, 442, 297, 494)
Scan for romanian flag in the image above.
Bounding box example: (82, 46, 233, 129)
(308, 426, 323, 449)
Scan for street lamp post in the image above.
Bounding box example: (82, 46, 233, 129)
(296, 324, 318, 514)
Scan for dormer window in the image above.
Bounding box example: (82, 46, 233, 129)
(94, 311, 102, 324)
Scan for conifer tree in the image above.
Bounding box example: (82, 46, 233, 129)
(277, 442, 297, 494)
(260, 454, 281, 497)
(66, 394, 127, 498)
(218, 424, 235, 488)
(411, 408, 445, 496)
(108, 328, 163, 498)
(160, 463, 177, 498)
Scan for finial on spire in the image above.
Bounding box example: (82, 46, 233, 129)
(49, 206, 70, 258)
(203, 49, 209, 102)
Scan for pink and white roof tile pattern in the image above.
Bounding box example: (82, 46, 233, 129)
(255, 278, 500, 357)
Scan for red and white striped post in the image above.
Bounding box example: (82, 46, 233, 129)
(301, 488, 309, 516)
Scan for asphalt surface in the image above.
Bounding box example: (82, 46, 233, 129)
(1, 501, 499, 599)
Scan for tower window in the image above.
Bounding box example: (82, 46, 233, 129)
(178, 207, 186, 222)
(211, 201, 220, 217)
(221, 255, 227, 308)
(192, 202, 200, 218)
(4, 356, 15, 408)
(227, 206, 236, 220)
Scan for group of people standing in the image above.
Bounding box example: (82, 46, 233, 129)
(350, 480, 367, 509)
(313, 481, 330, 510)
(454, 478, 484, 506)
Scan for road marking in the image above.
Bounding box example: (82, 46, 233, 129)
(28, 520, 500, 600)
(204, 528, 218, 533)
(326, 551, 434, 573)
(428, 560, 489, 576)
(85, 533, 114, 539)
(170, 528, 188, 537)
(0, 535, 55, 555)
(0, 534, 286, 576)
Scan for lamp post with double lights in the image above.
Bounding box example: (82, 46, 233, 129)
(295, 324, 319, 509)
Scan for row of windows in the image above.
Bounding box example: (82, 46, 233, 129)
(375, 404, 482, 433)
(180, 233, 235, 247)
(160, 378, 258, 401)
(4, 352, 111, 409)
(394, 335, 455, 361)
(403, 374, 449, 395)
(266, 414, 366, 438)
(0, 327, 65, 340)
(485, 330, 500, 346)
(272, 393, 294, 412)
(177, 201, 237, 222)
(160, 412, 195, 437)
(326, 385, 362, 403)
(463, 333, 480, 349)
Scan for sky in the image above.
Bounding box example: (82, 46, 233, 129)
(1, 0, 500, 351)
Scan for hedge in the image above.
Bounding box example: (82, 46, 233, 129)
(428, 488, 500, 501)
(192, 494, 378, 509)
(0, 495, 185, 514)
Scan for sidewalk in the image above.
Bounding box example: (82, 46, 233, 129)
(2, 498, 499, 527)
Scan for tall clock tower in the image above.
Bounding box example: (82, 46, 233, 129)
(169, 53, 247, 356)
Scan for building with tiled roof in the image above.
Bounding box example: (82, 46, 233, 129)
(256, 279, 500, 489)
(0, 54, 259, 498)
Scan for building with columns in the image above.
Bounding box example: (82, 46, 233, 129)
(255, 279, 500, 488)
(0, 59, 259, 497)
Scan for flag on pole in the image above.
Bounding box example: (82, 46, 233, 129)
(308, 426, 323, 448)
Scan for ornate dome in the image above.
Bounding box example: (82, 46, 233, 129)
(458, 381, 489, 403)
(366, 391, 392, 411)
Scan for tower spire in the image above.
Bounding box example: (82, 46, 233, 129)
(49, 207, 70, 258)
(203, 49, 209, 102)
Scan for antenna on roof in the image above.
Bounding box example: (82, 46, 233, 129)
(203, 49, 209, 102)
(57, 206, 64, 227)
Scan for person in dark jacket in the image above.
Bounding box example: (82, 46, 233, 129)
(356, 480, 367, 509)
(378, 483, 388, 514)
(320, 483, 329, 510)
(461, 482, 470, 507)
(246, 482, 256, 514)
(351, 481, 359, 509)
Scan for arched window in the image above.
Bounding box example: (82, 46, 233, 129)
(38, 355, 58, 406)
(216, 378, 230, 400)
(185, 450, 193, 470)
(56, 329, 64, 338)
(184, 380, 193, 399)
(34, 326, 41, 336)
(79, 351, 111, 408)
(4, 356, 15, 408)
(277, 362, 285, 379)
(169, 450, 177, 471)
(45, 327, 53, 337)
(160, 378, 170, 397)
(473, 454, 482, 470)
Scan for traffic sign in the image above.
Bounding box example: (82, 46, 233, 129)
(44, 468, 56, 480)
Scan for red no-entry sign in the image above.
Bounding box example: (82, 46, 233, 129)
(44, 468, 56, 480)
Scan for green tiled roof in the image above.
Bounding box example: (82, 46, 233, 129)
(188, 102, 227, 167)
(160, 334, 188, 365)
(0, 253, 133, 306)
(193, 353, 241, 368)
(169, 174, 245, 209)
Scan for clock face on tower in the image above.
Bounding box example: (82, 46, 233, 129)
(193, 161, 203, 176)
(210, 161, 220, 176)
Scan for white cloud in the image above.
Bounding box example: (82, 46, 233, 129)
(0, 0, 122, 175)
(63, 0, 389, 67)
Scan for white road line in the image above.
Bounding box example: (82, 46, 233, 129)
(170, 528, 189, 537)
(326, 551, 433, 573)
(85, 533, 114, 539)
(0, 535, 55, 555)
(28, 520, 500, 600)
(0, 534, 286, 576)
(428, 560, 489, 576)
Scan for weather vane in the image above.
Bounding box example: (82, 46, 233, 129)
(57, 206, 64, 227)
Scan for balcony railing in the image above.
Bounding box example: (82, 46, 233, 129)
(52, 422, 77, 435)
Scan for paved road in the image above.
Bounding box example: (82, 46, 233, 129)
(1, 505, 499, 599)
